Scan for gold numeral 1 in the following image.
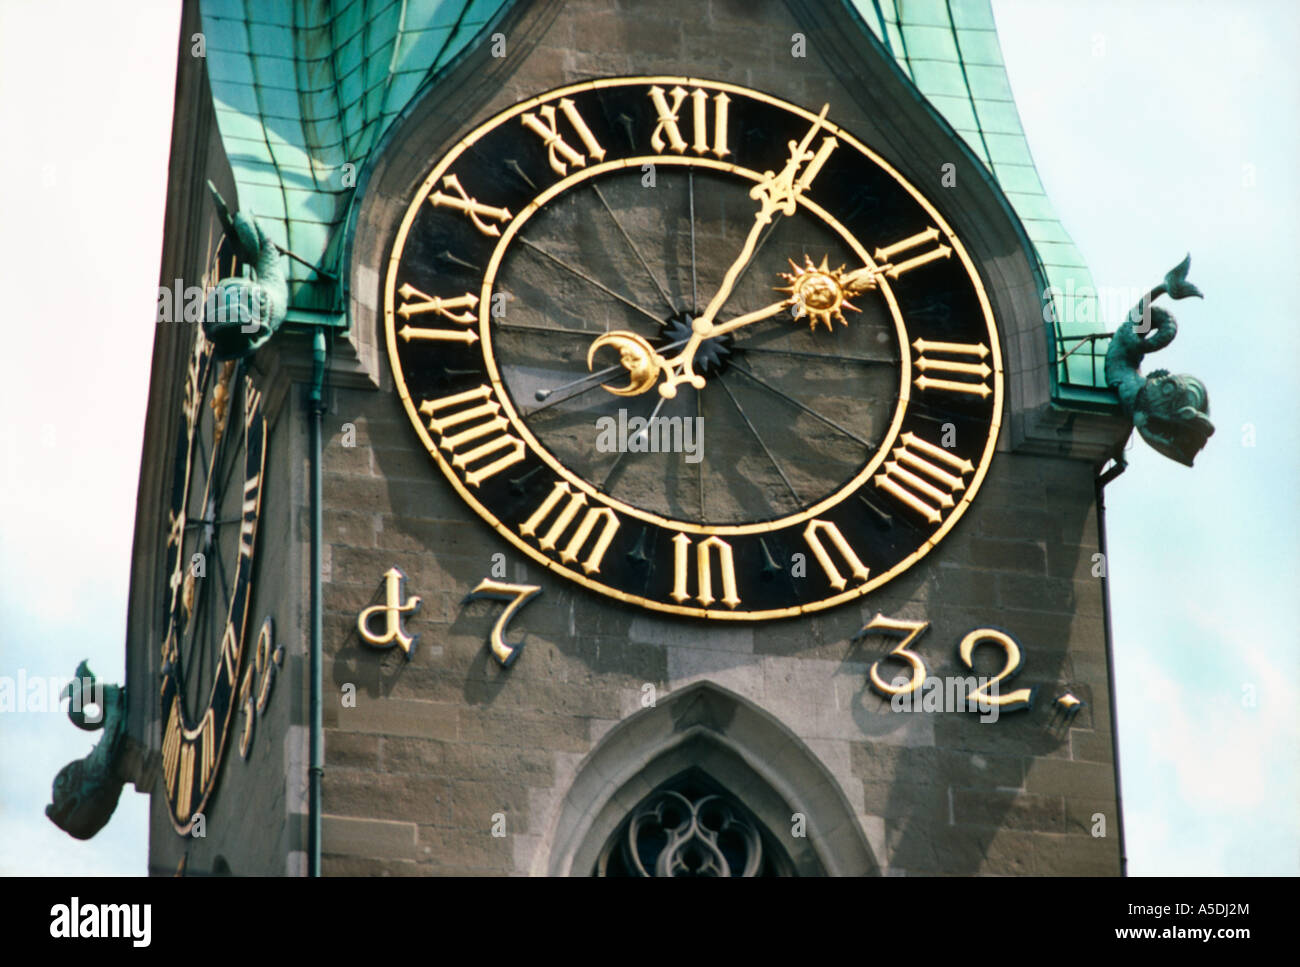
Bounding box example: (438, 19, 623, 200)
(419, 385, 526, 487)
(198, 708, 216, 789)
(176, 741, 195, 819)
(875, 431, 974, 523)
(648, 86, 730, 158)
(873, 226, 952, 279)
(429, 173, 512, 236)
(803, 519, 870, 591)
(670, 533, 741, 609)
(912, 338, 992, 398)
(239, 474, 259, 557)
(162, 699, 181, 796)
(520, 98, 606, 177)
(519, 481, 620, 574)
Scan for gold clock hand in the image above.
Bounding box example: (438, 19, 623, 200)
(706, 297, 798, 339)
(658, 106, 838, 395)
(588, 108, 840, 399)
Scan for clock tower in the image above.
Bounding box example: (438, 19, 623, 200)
(84, 0, 1216, 876)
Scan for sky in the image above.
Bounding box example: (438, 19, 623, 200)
(0, 0, 1295, 876)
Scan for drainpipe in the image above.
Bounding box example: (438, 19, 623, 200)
(307, 327, 327, 877)
(1095, 454, 1127, 877)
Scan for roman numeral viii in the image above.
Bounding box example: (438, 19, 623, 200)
(419, 385, 526, 487)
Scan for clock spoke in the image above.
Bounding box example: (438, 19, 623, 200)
(517, 237, 665, 329)
(726, 358, 876, 450)
(216, 383, 247, 505)
(495, 321, 620, 339)
(736, 340, 899, 366)
(590, 181, 677, 315)
(190, 561, 213, 713)
(714, 374, 804, 507)
(194, 423, 209, 481)
(696, 388, 705, 520)
(600, 393, 669, 492)
(730, 213, 785, 292)
(688, 168, 699, 314)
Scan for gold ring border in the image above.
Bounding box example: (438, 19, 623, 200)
(382, 76, 1003, 621)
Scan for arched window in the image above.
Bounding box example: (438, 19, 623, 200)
(595, 769, 795, 877)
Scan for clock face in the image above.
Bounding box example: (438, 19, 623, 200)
(159, 331, 266, 832)
(384, 76, 1002, 620)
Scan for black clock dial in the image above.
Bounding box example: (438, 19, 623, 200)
(384, 77, 1002, 620)
(159, 332, 266, 832)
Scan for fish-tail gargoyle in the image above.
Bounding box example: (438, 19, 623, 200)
(46, 661, 128, 840)
(1104, 254, 1214, 467)
(202, 180, 288, 360)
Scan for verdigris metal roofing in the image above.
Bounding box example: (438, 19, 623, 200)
(198, 0, 1105, 393)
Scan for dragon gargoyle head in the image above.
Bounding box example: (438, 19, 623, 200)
(202, 181, 288, 360)
(1133, 369, 1214, 467)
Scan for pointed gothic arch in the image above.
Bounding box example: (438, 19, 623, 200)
(538, 681, 878, 876)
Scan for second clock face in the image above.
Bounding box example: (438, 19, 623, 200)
(384, 76, 1002, 620)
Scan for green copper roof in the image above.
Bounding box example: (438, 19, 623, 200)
(198, 0, 1108, 396)
(200, 0, 511, 311)
(849, 0, 1108, 394)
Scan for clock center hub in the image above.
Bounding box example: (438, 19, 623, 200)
(660, 311, 732, 378)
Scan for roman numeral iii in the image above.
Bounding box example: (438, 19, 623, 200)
(911, 338, 992, 398)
